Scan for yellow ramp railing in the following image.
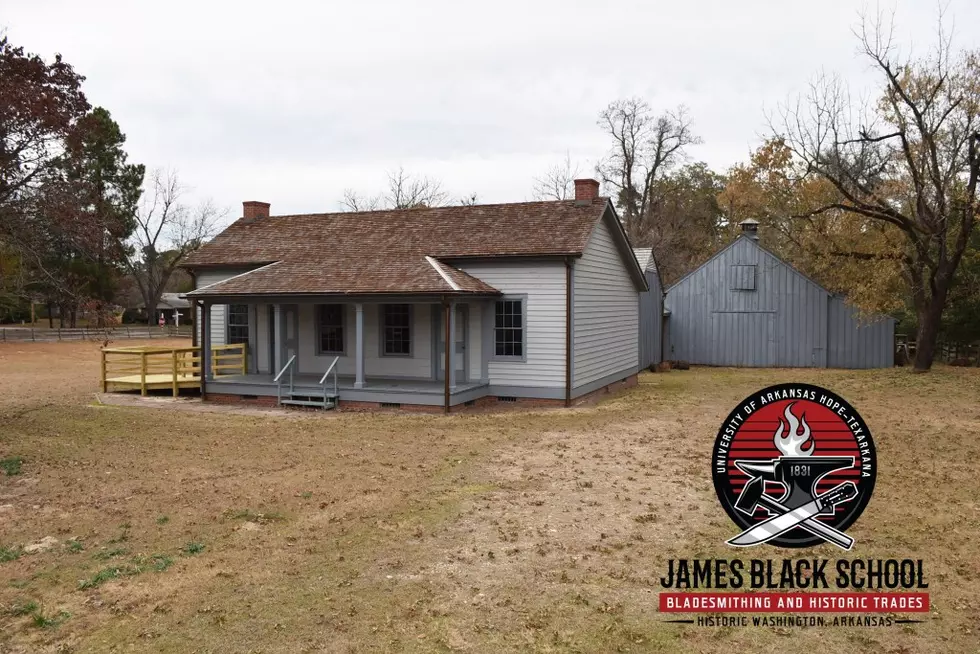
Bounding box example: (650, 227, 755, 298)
(101, 343, 247, 396)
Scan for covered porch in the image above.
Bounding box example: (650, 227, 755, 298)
(194, 296, 499, 410)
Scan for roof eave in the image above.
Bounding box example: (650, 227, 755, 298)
(182, 290, 503, 302)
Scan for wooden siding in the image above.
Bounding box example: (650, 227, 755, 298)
(828, 297, 895, 369)
(196, 269, 251, 347)
(729, 264, 757, 290)
(573, 218, 639, 388)
(666, 238, 829, 367)
(637, 269, 664, 368)
(666, 238, 893, 369)
(299, 303, 433, 379)
(458, 261, 567, 388)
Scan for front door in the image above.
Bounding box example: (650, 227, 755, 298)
(276, 304, 299, 374)
(436, 304, 468, 382)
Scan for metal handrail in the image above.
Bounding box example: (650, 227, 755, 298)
(274, 354, 297, 404)
(273, 354, 296, 382)
(320, 356, 339, 407)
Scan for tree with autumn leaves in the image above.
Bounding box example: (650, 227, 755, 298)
(772, 14, 978, 371)
(0, 37, 219, 327)
(0, 37, 142, 326)
(590, 15, 978, 371)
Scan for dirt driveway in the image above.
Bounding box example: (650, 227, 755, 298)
(0, 340, 978, 653)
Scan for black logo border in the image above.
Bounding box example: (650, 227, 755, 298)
(712, 383, 877, 548)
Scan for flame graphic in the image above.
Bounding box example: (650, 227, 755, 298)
(773, 402, 813, 457)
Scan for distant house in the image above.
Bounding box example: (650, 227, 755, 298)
(181, 179, 648, 411)
(138, 293, 192, 325)
(663, 220, 895, 368)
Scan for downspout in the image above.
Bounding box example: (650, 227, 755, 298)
(565, 257, 572, 408)
(443, 298, 451, 414)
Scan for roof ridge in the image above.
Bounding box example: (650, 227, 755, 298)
(247, 198, 609, 221)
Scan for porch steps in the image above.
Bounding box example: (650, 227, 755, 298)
(279, 393, 338, 410)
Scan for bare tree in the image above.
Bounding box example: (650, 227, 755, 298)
(596, 99, 700, 241)
(532, 152, 580, 200)
(340, 188, 380, 212)
(341, 167, 448, 211)
(775, 10, 980, 371)
(127, 169, 224, 325)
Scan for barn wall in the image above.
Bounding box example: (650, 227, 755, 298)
(827, 297, 895, 369)
(638, 269, 663, 368)
(573, 218, 640, 389)
(665, 238, 829, 367)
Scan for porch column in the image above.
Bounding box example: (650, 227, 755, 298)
(354, 303, 365, 388)
(449, 300, 457, 391)
(273, 304, 282, 373)
(481, 299, 493, 384)
(247, 305, 257, 374)
(203, 302, 213, 381)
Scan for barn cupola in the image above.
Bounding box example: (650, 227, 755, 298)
(739, 218, 760, 240)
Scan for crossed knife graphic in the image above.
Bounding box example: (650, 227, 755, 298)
(728, 457, 858, 550)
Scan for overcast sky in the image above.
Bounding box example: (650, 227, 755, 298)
(5, 0, 980, 220)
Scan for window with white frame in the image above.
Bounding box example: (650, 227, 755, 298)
(494, 298, 524, 358)
(317, 304, 345, 354)
(382, 304, 412, 356)
(227, 304, 249, 345)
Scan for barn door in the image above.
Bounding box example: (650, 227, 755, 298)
(710, 312, 776, 367)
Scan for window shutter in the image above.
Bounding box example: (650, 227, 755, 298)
(730, 264, 757, 290)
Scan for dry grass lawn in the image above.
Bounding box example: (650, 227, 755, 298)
(1, 339, 978, 653)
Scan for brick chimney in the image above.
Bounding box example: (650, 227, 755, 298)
(739, 218, 760, 240)
(242, 201, 271, 222)
(573, 178, 600, 204)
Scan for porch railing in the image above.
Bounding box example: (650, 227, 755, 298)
(274, 354, 296, 404)
(321, 356, 339, 406)
(211, 343, 247, 378)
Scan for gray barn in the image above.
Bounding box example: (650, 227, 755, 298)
(633, 248, 664, 368)
(664, 221, 894, 369)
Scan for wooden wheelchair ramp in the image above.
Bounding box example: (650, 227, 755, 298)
(101, 344, 246, 396)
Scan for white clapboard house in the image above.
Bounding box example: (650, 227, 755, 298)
(181, 179, 648, 411)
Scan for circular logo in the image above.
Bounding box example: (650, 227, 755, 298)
(712, 384, 876, 549)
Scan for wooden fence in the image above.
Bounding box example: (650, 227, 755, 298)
(101, 343, 246, 396)
(895, 335, 980, 366)
(1, 324, 193, 342)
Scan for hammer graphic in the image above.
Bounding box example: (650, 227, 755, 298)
(734, 475, 854, 550)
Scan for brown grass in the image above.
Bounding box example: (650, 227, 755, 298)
(0, 340, 978, 653)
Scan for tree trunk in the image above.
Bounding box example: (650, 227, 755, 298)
(145, 286, 167, 327)
(913, 298, 945, 372)
(47, 303, 53, 329)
